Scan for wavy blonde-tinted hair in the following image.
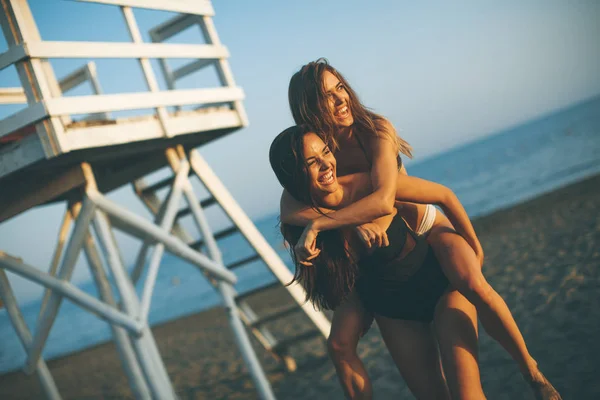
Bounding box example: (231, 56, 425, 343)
(288, 58, 413, 159)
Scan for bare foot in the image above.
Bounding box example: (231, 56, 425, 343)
(524, 372, 562, 400)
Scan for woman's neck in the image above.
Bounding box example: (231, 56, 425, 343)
(336, 125, 354, 143)
(317, 181, 353, 210)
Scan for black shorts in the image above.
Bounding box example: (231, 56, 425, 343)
(355, 215, 449, 322)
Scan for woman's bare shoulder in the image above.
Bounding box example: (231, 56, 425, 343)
(339, 172, 373, 201)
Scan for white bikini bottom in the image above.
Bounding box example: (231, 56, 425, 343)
(415, 204, 437, 236)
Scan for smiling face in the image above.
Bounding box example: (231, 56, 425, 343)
(302, 132, 339, 198)
(322, 70, 354, 128)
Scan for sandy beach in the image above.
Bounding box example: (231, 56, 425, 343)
(1, 174, 599, 400)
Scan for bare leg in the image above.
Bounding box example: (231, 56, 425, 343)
(434, 289, 485, 399)
(375, 315, 451, 399)
(429, 216, 562, 399)
(328, 291, 373, 400)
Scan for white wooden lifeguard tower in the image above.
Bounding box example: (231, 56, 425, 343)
(0, 1, 331, 399)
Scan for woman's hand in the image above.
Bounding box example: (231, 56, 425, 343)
(355, 222, 390, 251)
(294, 223, 321, 266)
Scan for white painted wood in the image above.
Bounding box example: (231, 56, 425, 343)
(166, 108, 241, 136)
(0, 62, 109, 119)
(67, 117, 163, 149)
(37, 206, 74, 327)
(198, 16, 249, 127)
(58, 63, 92, 93)
(172, 59, 215, 80)
(82, 232, 152, 400)
(25, 40, 229, 59)
(0, 0, 67, 157)
(0, 101, 46, 139)
(0, 45, 27, 71)
(24, 197, 97, 374)
(149, 13, 201, 43)
(92, 209, 177, 400)
(46, 87, 244, 116)
(0, 268, 61, 400)
(64, 109, 241, 151)
(83, 62, 111, 120)
(218, 281, 276, 400)
(88, 189, 238, 284)
(0, 87, 26, 104)
(0, 253, 144, 334)
(121, 6, 170, 136)
(139, 160, 188, 321)
(132, 150, 284, 396)
(0, 89, 241, 141)
(76, 0, 215, 16)
(181, 181, 222, 263)
(130, 177, 197, 285)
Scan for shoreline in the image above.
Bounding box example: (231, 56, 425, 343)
(1, 173, 599, 399)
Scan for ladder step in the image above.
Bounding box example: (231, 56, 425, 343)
(250, 305, 300, 328)
(138, 168, 197, 197)
(139, 176, 175, 196)
(235, 281, 280, 303)
(272, 329, 322, 354)
(176, 197, 217, 219)
(227, 254, 261, 270)
(189, 225, 238, 249)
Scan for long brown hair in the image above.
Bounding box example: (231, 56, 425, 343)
(288, 58, 413, 158)
(269, 125, 359, 310)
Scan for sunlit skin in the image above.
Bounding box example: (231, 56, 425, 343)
(297, 132, 477, 399)
(303, 134, 342, 199)
(280, 62, 562, 400)
(294, 133, 562, 400)
(323, 71, 354, 130)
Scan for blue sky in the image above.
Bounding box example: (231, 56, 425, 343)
(1, 0, 600, 303)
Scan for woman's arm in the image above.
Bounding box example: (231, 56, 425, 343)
(280, 189, 332, 225)
(309, 126, 400, 233)
(394, 175, 483, 258)
(280, 188, 390, 264)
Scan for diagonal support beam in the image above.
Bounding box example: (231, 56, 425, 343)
(188, 150, 331, 337)
(139, 157, 189, 321)
(37, 203, 75, 326)
(0, 269, 61, 400)
(22, 197, 96, 374)
(92, 209, 176, 400)
(0, 253, 144, 336)
(87, 189, 237, 284)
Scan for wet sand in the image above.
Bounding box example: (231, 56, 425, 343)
(1, 174, 599, 399)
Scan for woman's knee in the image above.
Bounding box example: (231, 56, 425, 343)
(456, 273, 495, 306)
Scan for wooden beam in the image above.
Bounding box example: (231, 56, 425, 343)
(45, 87, 244, 116)
(0, 45, 27, 71)
(25, 41, 228, 60)
(0, 88, 26, 104)
(149, 14, 201, 42)
(0, 102, 47, 139)
(76, 0, 215, 16)
(172, 59, 215, 80)
(64, 109, 242, 150)
(59, 63, 92, 92)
